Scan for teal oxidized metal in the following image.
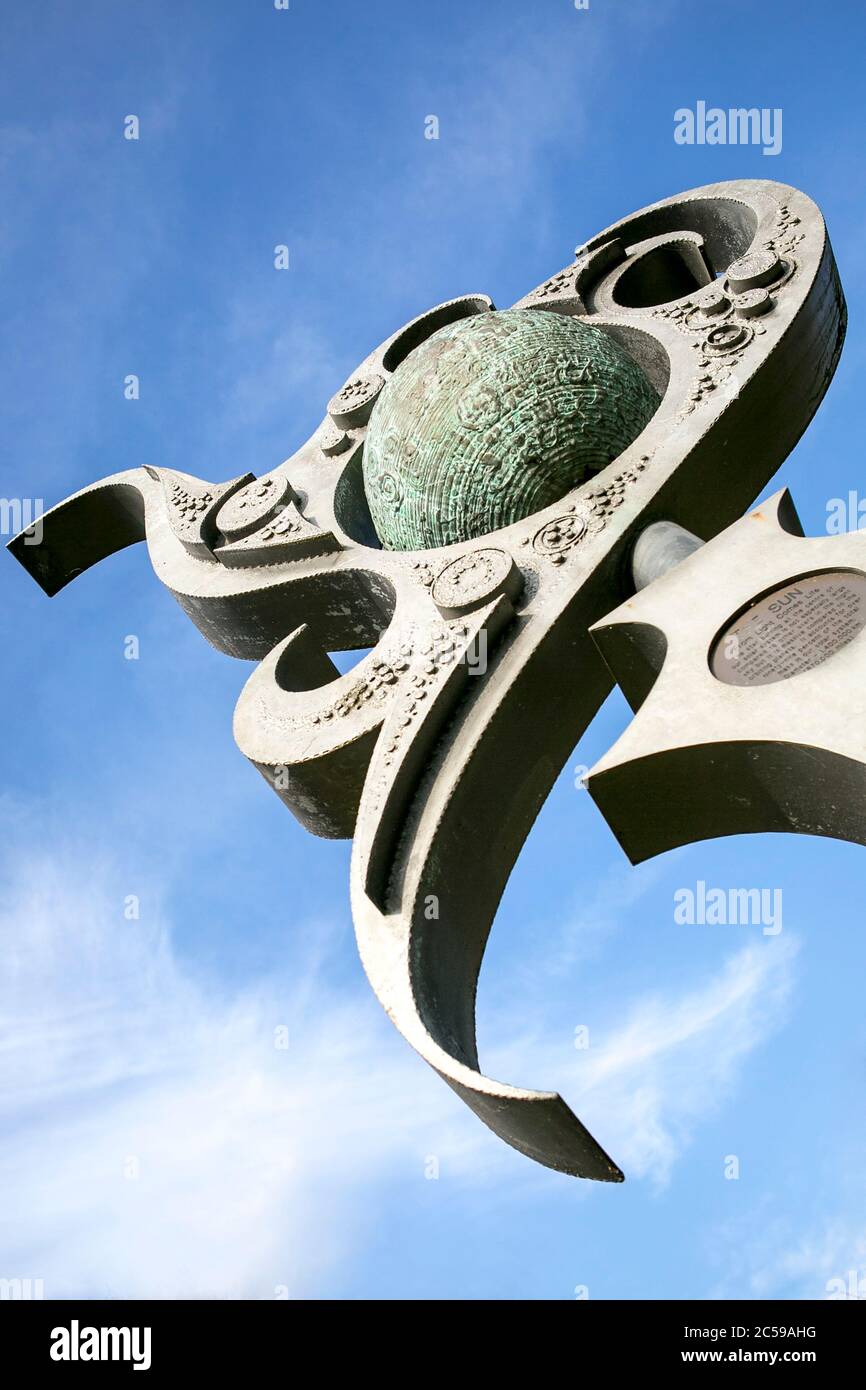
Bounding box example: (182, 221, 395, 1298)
(362, 308, 659, 551)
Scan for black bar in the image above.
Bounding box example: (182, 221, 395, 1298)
(4, 1298, 864, 1375)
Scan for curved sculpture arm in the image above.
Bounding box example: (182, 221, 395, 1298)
(7, 470, 149, 597)
(349, 593, 624, 1179)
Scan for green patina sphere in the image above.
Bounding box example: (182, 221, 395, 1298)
(362, 308, 659, 552)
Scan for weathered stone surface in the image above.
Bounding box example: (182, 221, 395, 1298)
(588, 490, 866, 860)
(362, 309, 659, 551)
(6, 181, 846, 1183)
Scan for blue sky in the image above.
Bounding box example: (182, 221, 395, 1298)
(2, 0, 866, 1300)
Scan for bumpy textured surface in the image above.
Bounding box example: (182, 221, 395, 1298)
(9, 182, 845, 1184)
(363, 308, 659, 551)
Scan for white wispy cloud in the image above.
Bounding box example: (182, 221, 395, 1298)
(749, 1222, 866, 1300)
(0, 810, 798, 1295)
(484, 931, 797, 1189)
(570, 937, 797, 1184)
(708, 1190, 866, 1300)
(0, 831, 494, 1298)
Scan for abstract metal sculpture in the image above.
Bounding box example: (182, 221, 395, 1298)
(9, 180, 846, 1181)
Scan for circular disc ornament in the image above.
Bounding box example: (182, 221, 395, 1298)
(710, 571, 866, 686)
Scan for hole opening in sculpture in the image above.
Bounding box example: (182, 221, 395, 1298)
(613, 240, 714, 308)
(601, 195, 759, 280)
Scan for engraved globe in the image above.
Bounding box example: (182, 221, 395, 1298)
(362, 308, 659, 551)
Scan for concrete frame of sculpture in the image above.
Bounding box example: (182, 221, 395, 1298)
(8, 180, 846, 1181)
(587, 488, 866, 860)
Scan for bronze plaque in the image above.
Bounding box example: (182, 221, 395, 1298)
(711, 571, 866, 686)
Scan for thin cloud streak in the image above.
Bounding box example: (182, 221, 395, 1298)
(0, 821, 798, 1294)
(0, 836, 492, 1298)
(484, 934, 797, 1188)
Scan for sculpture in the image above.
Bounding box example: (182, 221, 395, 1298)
(9, 180, 847, 1181)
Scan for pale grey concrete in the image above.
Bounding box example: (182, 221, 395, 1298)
(8, 180, 846, 1180)
(589, 489, 866, 861)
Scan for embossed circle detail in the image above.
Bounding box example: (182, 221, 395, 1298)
(699, 286, 731, 316)
(733, 288, 772, 319)
(726, 249, 785, 294)
(377, 473, 404, 509)
(431, 547, 523, 618)
(320, 421, 352, 457)
(533, 512, 588, 563)
(215, 476, 292, 541)
(327, 373, 384, 428)
(704, 322, 752, 355)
